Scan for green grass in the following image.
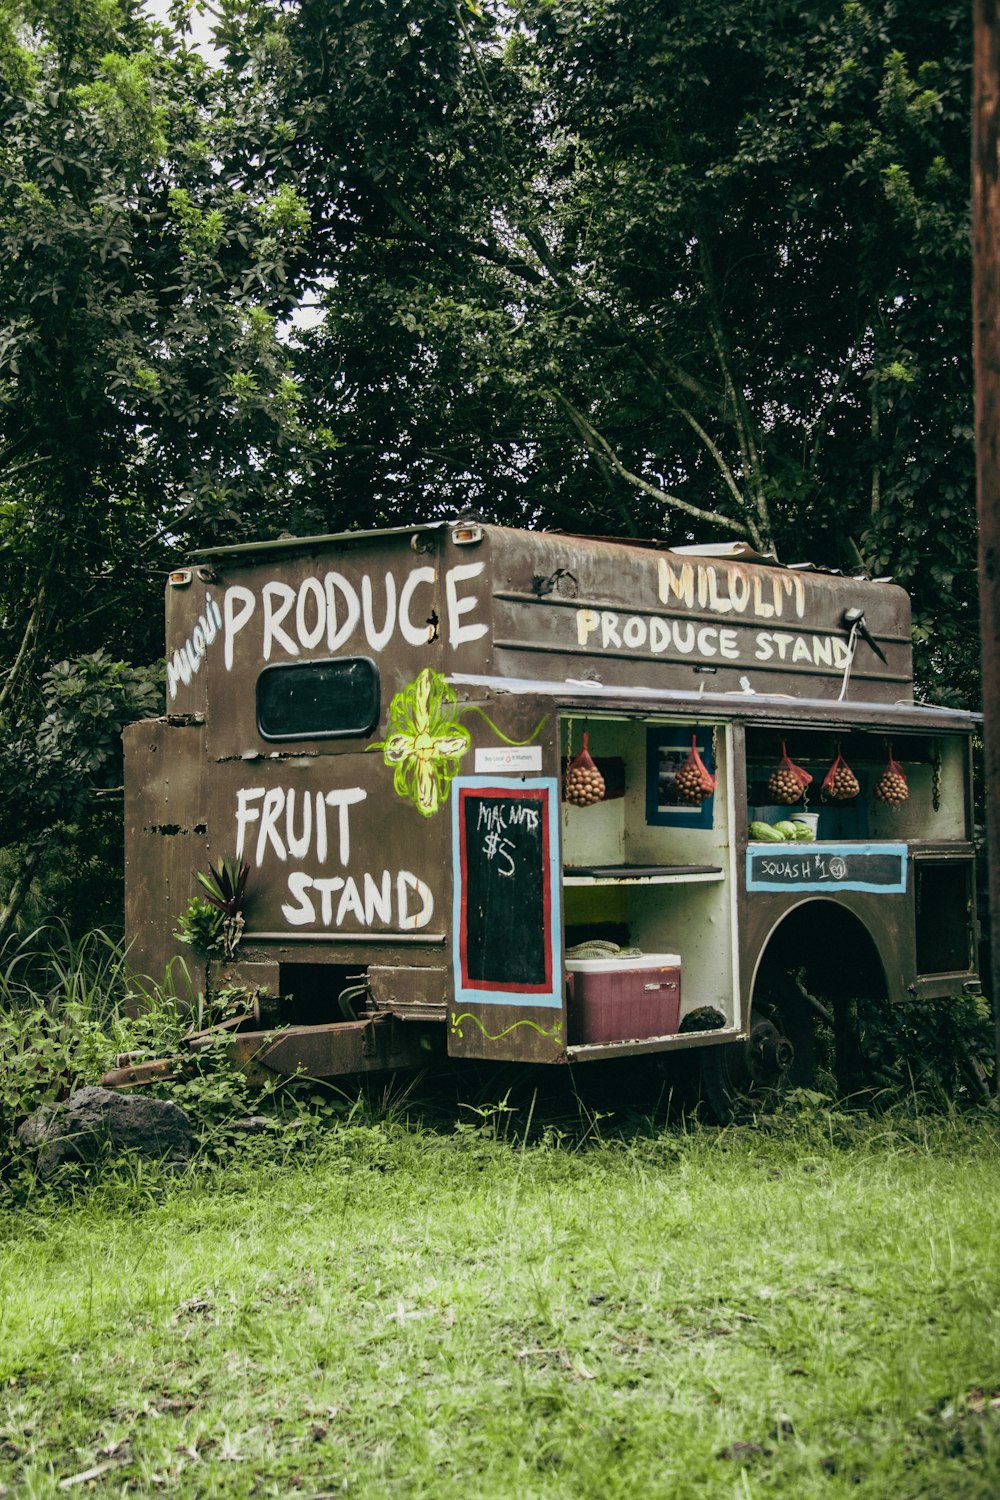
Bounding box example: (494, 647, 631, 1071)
(1, 1107, 999, 1498)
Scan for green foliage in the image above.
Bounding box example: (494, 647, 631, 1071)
(0, 0, 987, 931)
(174, 895, 225, 957)
(254, 0, 977, 701)
(0, 651, 161, 942)
(0, 924, 184, 1162)
(860, 990, 996, 1107)
(195, 855, 250, 920)
(0, 0, 331, 931)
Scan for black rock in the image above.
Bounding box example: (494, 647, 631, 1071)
(16, 1086, 196, 1177)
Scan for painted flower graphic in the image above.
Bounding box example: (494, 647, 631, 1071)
(378, 668, 470, 817)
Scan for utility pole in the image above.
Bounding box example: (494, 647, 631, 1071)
(973, 0, 1000, 1067)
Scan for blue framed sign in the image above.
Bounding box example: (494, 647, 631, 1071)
(451, 776, 563, 1008)
(746, 842, 908, 895)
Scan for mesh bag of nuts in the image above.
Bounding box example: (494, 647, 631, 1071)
(673, 734, 717, 806)
(768, 741, 813, 805)
(821, 746, 860, 802)
(874, 747, 909, 806)
(563, 732, 606, 807)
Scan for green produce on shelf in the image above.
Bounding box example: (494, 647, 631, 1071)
(748, 818, 817, 843)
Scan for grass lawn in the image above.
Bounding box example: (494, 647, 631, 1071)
(1, 1099, 999, 1498)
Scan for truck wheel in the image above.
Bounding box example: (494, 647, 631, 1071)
(700, 979, 873, 1124)
(699, 1016, 799, 1123)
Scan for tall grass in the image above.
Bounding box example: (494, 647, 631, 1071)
(0, 925, 187, 1160)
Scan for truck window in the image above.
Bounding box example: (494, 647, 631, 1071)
(256, 657, 380, 741)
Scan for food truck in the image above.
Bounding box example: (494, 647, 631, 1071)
(112, 520, 982, 1113)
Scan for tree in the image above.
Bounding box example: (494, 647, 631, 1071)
(0, 0, 320, 936)
(250, 0, 976, 702)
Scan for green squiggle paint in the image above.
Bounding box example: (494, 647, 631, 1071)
(462, 706, 548, 747)
(450, 1011, 563, 1043)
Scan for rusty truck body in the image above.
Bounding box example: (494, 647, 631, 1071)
(117, 520, 981, 1105)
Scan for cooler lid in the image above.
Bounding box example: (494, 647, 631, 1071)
(565, 954, 681, 973)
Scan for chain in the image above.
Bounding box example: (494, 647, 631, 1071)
(932, 745, 942, 812)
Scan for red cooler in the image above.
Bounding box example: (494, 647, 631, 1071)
(566, 954, 682, 1044)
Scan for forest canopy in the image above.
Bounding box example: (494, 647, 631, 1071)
(0, 0, 979, 937)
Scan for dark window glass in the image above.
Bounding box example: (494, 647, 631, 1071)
(256, 658, 380, 741)
(915, 861, 973, 974)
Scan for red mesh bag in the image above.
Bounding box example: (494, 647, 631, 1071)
(563, 732, 605, 806)
(821, 746, 860, 802)
(874, 747, 908, 806)
(768, 741, 812, 805)
(673, 734, 717, 806)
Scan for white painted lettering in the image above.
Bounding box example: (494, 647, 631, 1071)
(576, 608, 600, 646)
(256, 786, 287, 864)
(235, 786, 264, 858)
(325, 572, 361, 651)
(281, 871, 316, 926)
(398, 566, 436, 646)
(313, 876, 345, 926)
(445, 562, 488, 649)
(364, 870, 393, 925)
(223, 585, 256, 670)
(622, 615, 647, 649)
(658, 557, 695, 608)
(650, 617, 670, 653)
(336, 876, 366, 926)
(718, 627, 739, 660)
(674, 621, 695, 654)
(285, 788, 312, 860)
(315, 789, 329, 864)
(729, 569, 751, 613)
(707, 569, 733, 613)
(362, 572, 397, 652)
(262, 581, 299, 660)
(324, 787, 367, 865)
(752, 575, 775, 619)
(296, 577, 326, 650)
(166, 647, 192, 700)
(601, 612, 622, 648)
(398, 870, 434, 930)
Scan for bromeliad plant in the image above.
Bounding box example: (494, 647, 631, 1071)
(176, 856, 250, 961)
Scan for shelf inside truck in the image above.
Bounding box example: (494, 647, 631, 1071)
(563, 864, 724, 886)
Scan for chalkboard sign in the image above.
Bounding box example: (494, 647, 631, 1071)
(746, 842, 908, 894)
(452, 777, 562, 1007)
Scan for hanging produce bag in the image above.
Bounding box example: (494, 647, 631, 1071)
(874, 747, 909, 806)
(768, 741, 813, 805)
(821, 746, 860, 802)
(563, 732, 606, 806)
(673, 734, 717, 806)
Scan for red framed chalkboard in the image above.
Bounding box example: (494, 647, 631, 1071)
(451, 777, 562, 1007)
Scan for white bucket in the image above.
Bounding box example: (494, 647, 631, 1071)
(791, 812, 819, 835)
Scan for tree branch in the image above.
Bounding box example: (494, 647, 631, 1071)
(0, 839, 47, 948)
(700, 243, 772, 546)
(547, 390, 755, 542)
(0, 581, 47, 717)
